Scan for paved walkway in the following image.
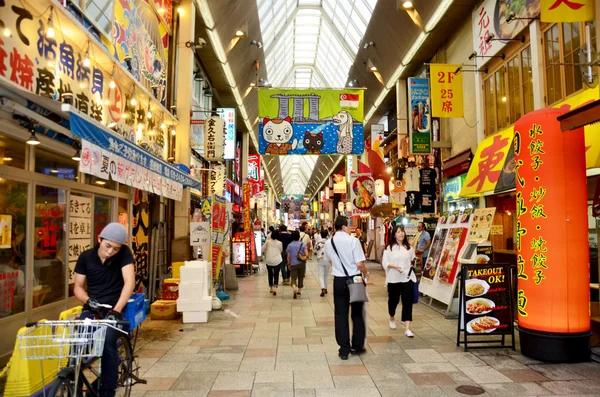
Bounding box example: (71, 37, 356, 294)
(132, 260, 600, 397)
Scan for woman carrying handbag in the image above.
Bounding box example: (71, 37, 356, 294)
(286, 230, 308, 299)
(382, 225, 417, 337)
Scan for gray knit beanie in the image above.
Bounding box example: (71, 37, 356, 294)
(99, 223, 128, 245)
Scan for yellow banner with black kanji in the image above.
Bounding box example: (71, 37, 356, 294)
(430, 64, 464, 118)
(541, 0, 595, 22)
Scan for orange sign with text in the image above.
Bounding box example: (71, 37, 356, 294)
(541, 0, 595, 22)
(243, 183, 251, 233)
(514, 107, 589, 333)
(430, 64, 464, 118)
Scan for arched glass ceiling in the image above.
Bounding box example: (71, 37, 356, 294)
(257, 0, 377, 88)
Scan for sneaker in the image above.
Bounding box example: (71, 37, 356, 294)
(351, 347, 367, 355)
(389, 320, 397, 330)
(405, 330, 415, 338)
(293, 291, 297, 299)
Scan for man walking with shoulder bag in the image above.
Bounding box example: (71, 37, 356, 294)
(325, 216, 369, 360)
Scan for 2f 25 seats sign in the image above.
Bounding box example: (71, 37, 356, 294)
(258, 89, 364, 155)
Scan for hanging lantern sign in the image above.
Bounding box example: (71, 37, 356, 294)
(338, 202, 344, 213)
(346, 202, 352, 213)
(325, 186, 330, 200)
(375, 179, 385, 197)
(204, 116, 225, 161)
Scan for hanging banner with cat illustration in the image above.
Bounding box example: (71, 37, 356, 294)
(349, 174, 375, 216)
(280, 194, 312, 220)
(258, 89, 364, 155)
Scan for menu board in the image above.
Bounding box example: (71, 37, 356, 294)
(458, 263, 515, 351)
(469, 208, 496, 241)
(68, 196, 93, 284)
(437, 228, 468, 284)
(422, 228, 448, 284)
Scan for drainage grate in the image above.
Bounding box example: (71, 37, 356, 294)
(455, 385, 486, 395)
(179, 328, 197, 332)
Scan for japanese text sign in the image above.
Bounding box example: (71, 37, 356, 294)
(248, 155, 261, 184)
(430, 64, 464, 118)
(408, 78, 431, 154)
(461, 128, 513, 196)
(217, 108, 236, 160)
(204, 116, 225, 162)
(541, 0, 594, 22)
(471, 0, 539, 65)
(243, 183, 251, 233)
(209, 164, 225, 196)
(514, 108, 589, 334)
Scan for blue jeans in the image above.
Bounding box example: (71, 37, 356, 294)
(280, 257, 289, 280)
(267, 264, 281, 287)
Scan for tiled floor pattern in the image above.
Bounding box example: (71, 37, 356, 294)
(132, 260, 600, 396)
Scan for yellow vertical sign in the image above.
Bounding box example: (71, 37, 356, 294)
(541, 0, 594, 22)
(430, 64, 464, 118)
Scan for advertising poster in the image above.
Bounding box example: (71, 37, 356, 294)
(190, 222, 211, 261)
(469, 208, 496, 241)
(280, 194, 312, 220)
(460, 264, 513, 338)
(232, 242, 246, 265)
(212, 196, 227, 279)
(258, 88, 364, 155)
(437, 228, 468, 284)
(408, 78, 431, 155)
(422, 228, 448, 284)
(472, 0, 539, 63)
(371, 124, 385, 157)
(0, 215, 12, 249)
(349, 174, 375, 216)
(68, 196, 92, 284)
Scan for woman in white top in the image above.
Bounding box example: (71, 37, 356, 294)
(262, 230, 283, 296)
(382, 225, 417, 337)
(313, 230, 329, 297)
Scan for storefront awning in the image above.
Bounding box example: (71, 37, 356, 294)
(67, 109, 200, 190)
(460, 88, 600, 198)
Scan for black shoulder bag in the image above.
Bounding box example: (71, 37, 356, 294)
(331, 238, 368, 303)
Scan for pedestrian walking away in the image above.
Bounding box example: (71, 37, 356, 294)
(286, 230, 308, 299)
(277, 224, 293, 284)
(382, 225, 417, 337)
(325, 216, 368, 360)
(314, 229, 330, 297)
(262, 229, 283, 295)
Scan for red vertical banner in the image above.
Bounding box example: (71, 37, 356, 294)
(514, 107, 589, 333)
(248, 155, 261, 184)
(243, 183, 251, 232)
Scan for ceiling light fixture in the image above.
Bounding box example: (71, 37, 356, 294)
(402, 0, 414, 8)
(2, 27, 10, 37)
(250, 82, 256, 87)
(171, 128, 176, 136)
(83, 44, 91, 67)
(146, 103, 152, 119)
(27, 129, 40, 145)
(50, 169, 59, 173)
(177, 6, 184, 15)
(95, 180, 106, 185)
(46, 7, 55, 38)
(235, 30, 246, 37)
(72, 150, 81, 161)
(2, 157, 12, 161)
(109, 65, 116, 89)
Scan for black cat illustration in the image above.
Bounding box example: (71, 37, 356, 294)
(304, 132, 324, 154)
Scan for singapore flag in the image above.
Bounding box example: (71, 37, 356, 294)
(340, 93, 359, 109)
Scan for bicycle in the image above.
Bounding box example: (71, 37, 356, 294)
(18, 304, 147, 397)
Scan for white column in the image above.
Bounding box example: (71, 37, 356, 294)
(474, 70, 486, 143)
(530, 20, 545, 110)
(173, 0, 195, 239)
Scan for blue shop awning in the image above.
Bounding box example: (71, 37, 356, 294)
(66, 107, 200, 190)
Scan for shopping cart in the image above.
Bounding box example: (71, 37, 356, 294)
(17, 319, 128, 397)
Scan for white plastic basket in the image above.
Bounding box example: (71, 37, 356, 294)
(17, 320, 109, 360)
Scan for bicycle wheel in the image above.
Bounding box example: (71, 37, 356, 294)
(48, 368, 77, 397)
(115, 333, 133, 397)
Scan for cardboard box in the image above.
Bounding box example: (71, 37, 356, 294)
(150, 300, 181, 320)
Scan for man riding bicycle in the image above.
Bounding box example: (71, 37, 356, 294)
(73, 223, 135, 397)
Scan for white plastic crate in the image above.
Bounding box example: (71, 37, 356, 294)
(177, 296, 212, 312)
(183, 310, 209, 323)
(178, 282, 208, 300)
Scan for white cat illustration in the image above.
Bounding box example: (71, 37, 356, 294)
(263, 116, 298, 155)
(333, 110, 354, 154)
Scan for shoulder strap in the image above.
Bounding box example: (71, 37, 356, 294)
(331, 238, 350, 277)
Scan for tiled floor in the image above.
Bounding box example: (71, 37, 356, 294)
(132, 260, 600, 397)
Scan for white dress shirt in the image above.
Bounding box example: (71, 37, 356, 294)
(382, 244, 417, 283)
(324, 231, 366, 277)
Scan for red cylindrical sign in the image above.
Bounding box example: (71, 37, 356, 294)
(514, 107, 589, 334)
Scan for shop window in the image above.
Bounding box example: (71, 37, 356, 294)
(0, 134, 26, 169)
(0, 179, 28, 318)
(34, 185, 66, 308)
(119, 183, 130, 195)
(483, 45, 534, 136)
(93, 196, 112, 242)
(85, 174, 116, 190)
(543, 22, 593, 105)
(35, 147, 78, 181)
(75, 0, 114, 38)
